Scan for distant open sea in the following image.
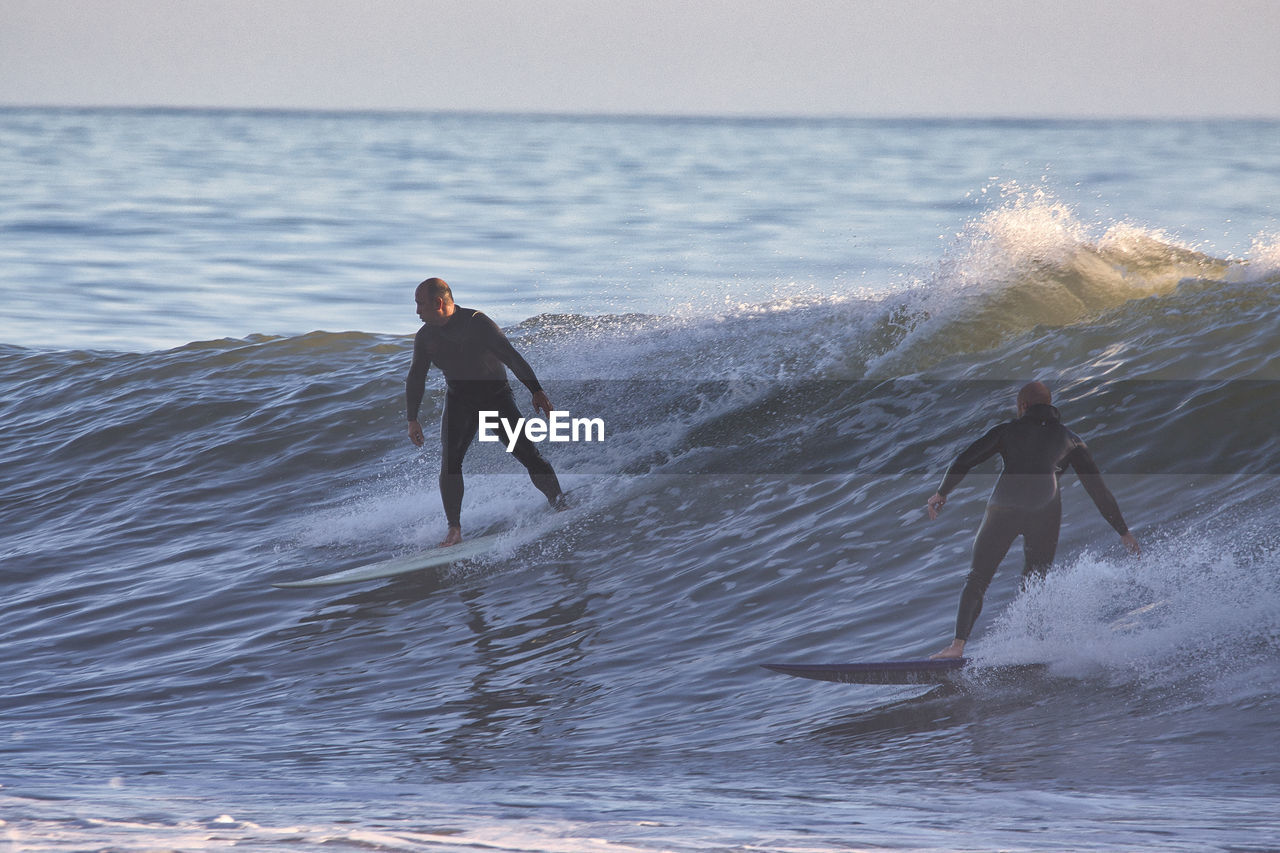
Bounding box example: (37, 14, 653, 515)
(2, 108, 1279, 852)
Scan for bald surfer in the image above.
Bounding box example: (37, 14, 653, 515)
(925, 381, 1140, 659)
(406, 277, 566, 547)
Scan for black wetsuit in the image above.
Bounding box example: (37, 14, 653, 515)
(936, 403, 1130, 641)
(406, 307, 563, 528)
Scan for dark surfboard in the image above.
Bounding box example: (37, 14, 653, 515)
(762, 658, 1045, 685)
(762, 659, 967, 684)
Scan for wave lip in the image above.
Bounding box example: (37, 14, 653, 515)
(865, 187, 1249, 377)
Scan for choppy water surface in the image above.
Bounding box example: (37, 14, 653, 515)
(2, 109, 1279, 851)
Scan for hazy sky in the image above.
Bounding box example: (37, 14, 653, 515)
(3, 0, 1279, 117)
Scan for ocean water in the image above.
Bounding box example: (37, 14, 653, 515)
(2, 108, 1279, 852)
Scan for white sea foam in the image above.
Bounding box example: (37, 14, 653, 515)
(976, 512, 1280, 691)
(1224, 231, 1280, 283)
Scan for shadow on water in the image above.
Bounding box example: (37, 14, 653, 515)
(261, 549, 614, 771)
(796, 685, 969, 746)
(781, 665, 1089, 751)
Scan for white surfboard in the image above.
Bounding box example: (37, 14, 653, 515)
(273, 532, 508, 589)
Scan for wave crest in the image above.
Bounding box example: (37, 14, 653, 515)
(867, 188, 1240, 376)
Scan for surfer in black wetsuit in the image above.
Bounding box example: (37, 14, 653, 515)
(406, 278, 565, 546)
(925, 381, 1140, 659)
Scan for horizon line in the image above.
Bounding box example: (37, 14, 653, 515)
(2, 102, 1278, 124)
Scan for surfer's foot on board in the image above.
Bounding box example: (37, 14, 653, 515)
(550, 492, 570, 512)
(439, 525, 463, 547)
(930, 639, 966, 660)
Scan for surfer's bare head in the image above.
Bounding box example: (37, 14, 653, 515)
(1017, 381, 1052, 415)
(416, 277, 455, 326)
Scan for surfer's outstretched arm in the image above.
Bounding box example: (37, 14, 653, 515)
(928, 426, 1003, 520)
(1068, 437, 1141, 555)
(406, 327, 433, 447)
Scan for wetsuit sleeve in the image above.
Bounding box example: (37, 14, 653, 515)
(474, 312, 544, 395)
(1067, 437, 1130, 536)
(405, 328, 431, 420)
(937, 425, 1003, 496)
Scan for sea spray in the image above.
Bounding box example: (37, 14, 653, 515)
(976, 514, 1280, 687)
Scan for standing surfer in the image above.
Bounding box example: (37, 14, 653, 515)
(925, 381, 1140, 658)
(406, 277, 566, 546)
